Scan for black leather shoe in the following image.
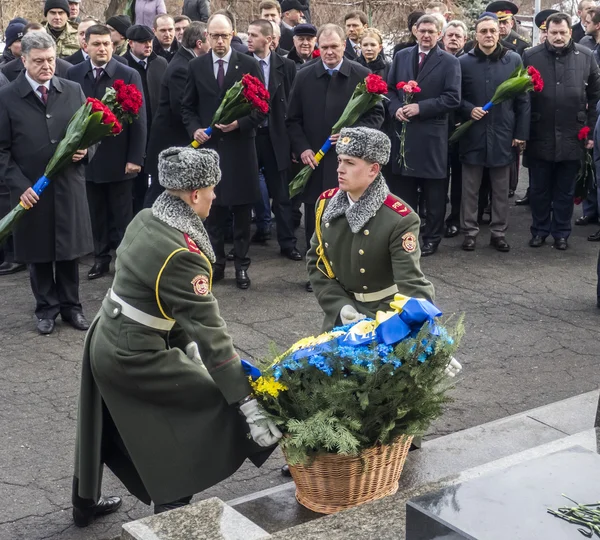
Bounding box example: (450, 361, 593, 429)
(553, 238, 568, 250)
(588, 229, 600, 242)
(235, 269, 250, 289)
(62, 312, 90, 331)
(305, 280, 313, 293)
(462, 236, 476, 251)
(0, 261, 26, 275)
(226, 248, 235, 261)
(37, 318, 55, 335)
(529, 235, 545, 247)
(576, 215, 597, 226)
(88, 261, 109, 280)
(251, 230, 271, 243)
(281, 464, 291, 477)
(281, 247, 303, 261)
(515, 195, 529, 206)
(421, 242, 438, 257)
(73, 496, 122, 528)
(213, 267, 225, 282)
(444, 225, 459, 238)
(490, 237, 510, 252)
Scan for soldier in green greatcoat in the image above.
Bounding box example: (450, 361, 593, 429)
(72, 147, 281, 527)
(307, 127, 435, 332)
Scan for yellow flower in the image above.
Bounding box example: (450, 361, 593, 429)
(272, 330, 345, 365)
(250, 376, 288, 398)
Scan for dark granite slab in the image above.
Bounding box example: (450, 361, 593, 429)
(406, 445, 600, 540)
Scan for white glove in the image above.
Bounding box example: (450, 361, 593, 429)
(239, 398, 282, 447)
(185, 342, 204, 367)
(444, 356, 462, 378)
(340, 304, 367, 325)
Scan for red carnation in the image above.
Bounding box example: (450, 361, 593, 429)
(527, 66, 544, 92)
(578, 126, 591, 141)
(111, 119, 123, 135)
(113, 80, 125, 91)
(365, 73, 388, 94)
(396, 81, 406, 90)
(312, 49, 321, 58)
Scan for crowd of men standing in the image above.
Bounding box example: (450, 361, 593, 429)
(1, 0, 600, 336)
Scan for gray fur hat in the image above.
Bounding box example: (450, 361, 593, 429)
(336, 127, 391, 165)
(158, 147, 221, 190)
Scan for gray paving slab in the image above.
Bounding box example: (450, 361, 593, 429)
(1, 174, 600, 539)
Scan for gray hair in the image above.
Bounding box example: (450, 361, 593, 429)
(475, 15, 500, 32)
(317, 23, 345, 43)
(21, 32, 56, 56)
(444, 19, 467, 35)
(270, 20, 281, 37)
(416, 14, 443, 32)
(182, 21, 207, 48)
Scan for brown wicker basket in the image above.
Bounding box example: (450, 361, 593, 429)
(283, 435, 413, 514)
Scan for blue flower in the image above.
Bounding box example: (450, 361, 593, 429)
(272, 365, 283, 381)
(308, 354, 333, 376)
(417, 352, 427, 363)
(377, 344, 393, 357)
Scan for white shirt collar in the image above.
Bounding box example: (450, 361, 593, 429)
(129, 53, 147, 66)
(254, 51, 271, 65)
(282, 21, 293, 30)
(90, 61, 108, 70)
(418, 47, 432, 55)
(212, 48, 232, 64)
(346, 192, 357, 207)
(25, 71, 50, 94)
(82, 50, 89, 60)
(323, 58, 344, 72)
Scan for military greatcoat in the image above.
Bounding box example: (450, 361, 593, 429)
(307, 176, 435, 331)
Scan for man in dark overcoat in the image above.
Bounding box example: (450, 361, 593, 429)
(123, 24, 168, 214)
(181, 13, 265, 290)
(286, 23, 383, 278)
(67, 24, 147, 280)
(145, 22, 207, 207)
(387, 14, 461, 257)
(0, 32, 94, 335)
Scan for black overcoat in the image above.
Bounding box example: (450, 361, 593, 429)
(64, 49, 128, 66)
(1, 56, 72, 82)
(0, 74, 93, 263)
(180, 49, 265, 206)
(286, 58, 384, 203)
(458, 47, 530, 168)
(523, 41, 600, 162)
(67, 57, 147, 183)
(387, 45, 461, 179)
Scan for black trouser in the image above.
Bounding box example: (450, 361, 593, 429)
(509, 148, 520, 192)
(303, 202, 316, 255)
(154, 495, 193, 514)
(0, 181, 14, 263)
(445, 148, 462, 227)
(205, 204, 252, 271)
(144, 174, 164, 208)
(86, 180, 133, 264)
(597, 250, 600, 304)
(29, 260, 81, 319)
(133, 169, 149, 216)
(256, 129, 296, 250)
(389, 175, 446, 246)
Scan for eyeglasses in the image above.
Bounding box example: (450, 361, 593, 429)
(209, 33, 232, 41)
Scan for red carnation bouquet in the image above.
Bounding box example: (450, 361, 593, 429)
(0, 80, 143, 244)
(449, 65, 544, 143)
(312, 49, 321, 58)
(574, 126, 595, 205)
(395, 80, 422, 170)
(191, 73, 270, 147)
(289, 73, 388, 198)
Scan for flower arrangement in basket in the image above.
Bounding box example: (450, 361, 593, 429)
(247, 295, 463, 514)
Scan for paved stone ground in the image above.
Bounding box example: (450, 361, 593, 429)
(1, 180, 600, 540)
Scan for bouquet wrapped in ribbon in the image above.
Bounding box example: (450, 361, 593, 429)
(288, 73, 389, 198)
(190, 74, 270, 148)
(0, 80, 143, 246)
(243, 294, 463, 465)
(449, 65, 543, 144)
(395, 80, 422, 170)
(574, 126, 596, 205)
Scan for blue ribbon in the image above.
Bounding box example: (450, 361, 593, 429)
(32, 176, 50, 196)
(204, 126, 213, 137)
(241, 359, 262, 381)
(482, 101, 493, 112)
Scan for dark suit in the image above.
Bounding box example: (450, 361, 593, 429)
(0, 74, 93, 319)
(67, 57, 147, 265)
(1, 57, 72, 82)
(145, 47, 195, 207)
(64, 49, 127, 66)
(287, 58, 384, 247)
(280, 24, 294, 52)
(387, 45, 461, 247)
(344, 38, 360, 61)
(573, 22, 586, 44)
(181, 49, 265, 272)
(152, 36, 178, 63)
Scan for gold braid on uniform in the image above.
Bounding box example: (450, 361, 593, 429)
(315, 199, 336, 279)
(152, 191, 216, 263)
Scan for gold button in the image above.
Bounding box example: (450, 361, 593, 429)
(325, 243, 329, 248)
(359, 249, 364, 255)
(363, 286, 368, 290)
(330, 261, 334, 266)
(364, 230, 369, 235)
(360, 268, 365, 273)
(325, 223, 330, 228)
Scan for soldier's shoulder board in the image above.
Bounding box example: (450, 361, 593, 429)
(184, 233, 202, 255)
(384, 195, 412, 217)
(319, 188, 339, 200)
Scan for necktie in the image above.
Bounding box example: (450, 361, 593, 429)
(37, 85, 48, 105)
(216, 59, 225, 89)
(94, 67, 104, 80)
(418, 52, 426, 72)
(354, 44, 361, 56)
(327, 68, 336, 76)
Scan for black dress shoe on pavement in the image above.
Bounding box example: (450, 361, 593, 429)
(515, 195, 529, 206)
(62, 312, 90, 331)
(529, 235, 545, 248)
(73, 496, 122, 528)
(281, 464, 291, 477)
(305, 280, 313, 293)
(444, 225, 459, 238)
(213, 267, 225, 282)
(462, 237, 476, 251)
(420, 242, 438, 256)
(281, 247, 303, 261)
(490, 237, 510, 252)
(0, 261, 26, 275)
(37, 318, 55, 335)
(235, 269, 250, 289)
(88, 261, 110, 280)
(588, 229, 600, 242)
(576, 215, 597, 226)
(251, 230, 271, 243)
(553, 238, 568, 250)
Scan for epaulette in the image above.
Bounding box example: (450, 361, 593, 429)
(184, 233, 202, 255)
(383, 194, 411, 217)
(319, 188, 339, 200)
